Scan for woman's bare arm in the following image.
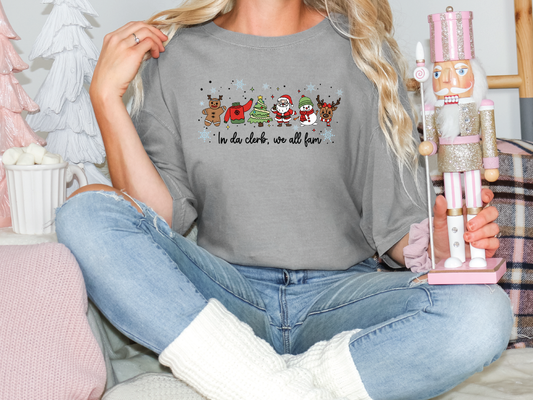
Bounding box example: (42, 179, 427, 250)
(89, 22, 173, 225)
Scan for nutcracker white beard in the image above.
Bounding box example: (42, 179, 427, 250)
(437, 104, 460, 139)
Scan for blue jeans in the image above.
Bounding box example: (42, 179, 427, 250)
(56, 191, 513, 400)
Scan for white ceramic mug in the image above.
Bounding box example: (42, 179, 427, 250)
(4, 162, 88, 234)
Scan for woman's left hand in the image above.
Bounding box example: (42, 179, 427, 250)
(432, 188, 500, 263)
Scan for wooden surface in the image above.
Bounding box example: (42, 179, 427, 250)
(515, 0, 533, 98)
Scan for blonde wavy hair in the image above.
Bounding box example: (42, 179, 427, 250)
(131, 0, 420, 176)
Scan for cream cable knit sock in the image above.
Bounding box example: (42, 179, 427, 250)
(284, 330, 372, 400)
(159, 299, 349, 400)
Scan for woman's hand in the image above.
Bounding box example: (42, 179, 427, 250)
(87, 22, 173, 225)
(90, 21, 168, 100)
(432, 188, 500, 263)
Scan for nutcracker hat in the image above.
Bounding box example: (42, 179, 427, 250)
(428, 6, 475, 63)
(298, 95, 313, 108)
(278, 95, 293, 105)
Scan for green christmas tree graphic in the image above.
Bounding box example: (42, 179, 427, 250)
(247, 95, 271, 127)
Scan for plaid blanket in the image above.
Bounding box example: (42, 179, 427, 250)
(429, 139, 533, 348)
(490, 140, 533, 348)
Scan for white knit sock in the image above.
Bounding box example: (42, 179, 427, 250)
(284, 330, 372, 400)
(159, 299, 348, 400)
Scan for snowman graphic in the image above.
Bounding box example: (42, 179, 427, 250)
(298, 95, 317, 126)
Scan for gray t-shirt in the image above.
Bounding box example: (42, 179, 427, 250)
(133, 17, 430, 270)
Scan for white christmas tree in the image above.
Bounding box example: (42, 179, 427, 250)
(26, 0, 110, 194)
(0, 0, 46, 228)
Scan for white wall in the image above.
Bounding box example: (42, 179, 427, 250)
(3, 0, 179, 100)
(4, 0, 522, 139)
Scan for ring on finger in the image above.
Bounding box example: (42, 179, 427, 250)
(494, 232, 502, 238)
(132, 33, 140, 44)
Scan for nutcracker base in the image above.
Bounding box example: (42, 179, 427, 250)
(428, 258, 506, 285)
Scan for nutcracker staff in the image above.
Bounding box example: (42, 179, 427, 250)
(419, 7, 499, 270)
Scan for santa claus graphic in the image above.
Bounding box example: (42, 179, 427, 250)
(271, 95, 296, 127)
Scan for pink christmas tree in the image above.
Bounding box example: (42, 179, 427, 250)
(0, 0, 46, 228)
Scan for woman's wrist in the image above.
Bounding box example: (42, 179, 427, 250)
(90, 82, 125, 108)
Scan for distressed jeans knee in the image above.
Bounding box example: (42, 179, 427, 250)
(55, 190, 149, 275)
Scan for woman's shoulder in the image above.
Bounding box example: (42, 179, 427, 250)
(164, 22, 212, 50)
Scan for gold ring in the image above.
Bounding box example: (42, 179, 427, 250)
(133, 33, 140, 44)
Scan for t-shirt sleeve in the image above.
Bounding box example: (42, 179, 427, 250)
(359, 75, 435, 269)
(132, 59, 198, 235)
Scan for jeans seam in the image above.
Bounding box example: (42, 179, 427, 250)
(279, 284, 290, 353)
(307, 286, 433, 317)
(344, 286, 433, 346)
(88, 292, 166, 354)
(141, 219, 267, 313)
(347, 309, 425, 348)
(146, 237, 209, 301)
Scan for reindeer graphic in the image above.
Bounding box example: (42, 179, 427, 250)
(316, 96, 341, 127)
(202, 95, 227, 127)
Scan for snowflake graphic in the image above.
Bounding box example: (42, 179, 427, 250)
(199, 101, 205, 106)
(306, 83, 316, 93)
(262, 83, 269, 90)
(293, 125, 299, 131)
(233, 79, 246, 90)
(321, 129, 335, 143)
(337, 89, 343, 96)
(198, 130, 210, 142)
(211, 87, 217, 94)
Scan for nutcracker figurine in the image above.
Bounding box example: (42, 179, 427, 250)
(417, 7, 505, 284)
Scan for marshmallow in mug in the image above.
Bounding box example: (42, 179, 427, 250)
(2, 143, 64, 166)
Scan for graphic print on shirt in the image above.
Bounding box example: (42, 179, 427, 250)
(196, 80, 342, 146)
(202, 95, 227, 127)
(247, 96, 271, 127)
(298, 95, 317, 126)
(316, 95, 341, 127)
(271, 94, 297, 127)
(224, 99, 253, 124)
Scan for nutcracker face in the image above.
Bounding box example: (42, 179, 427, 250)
(432, 59, 474, 100)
